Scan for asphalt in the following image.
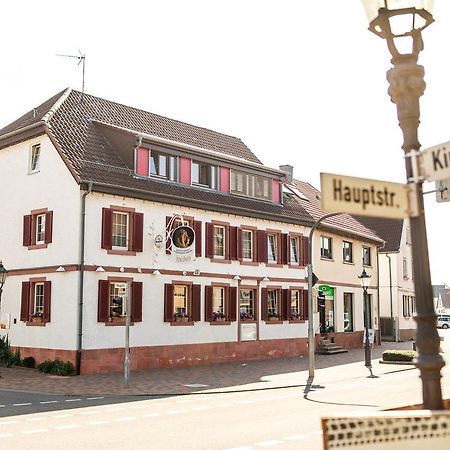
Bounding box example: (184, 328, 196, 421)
(0, 340, 423, 398)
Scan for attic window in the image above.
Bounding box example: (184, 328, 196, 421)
(29, 143, 41, 173)
(282, 184, 308, 201)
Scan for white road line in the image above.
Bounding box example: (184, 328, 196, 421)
(22, 429, 48, 434)
(52, 414, 73, 419)
(13, 403, 32, 406)
(88, 420, 109, 426)
(143, 413, 162, 418)
(114, 417, 136, 422)
(284, 434, 308, 440)
(40, 400, 58, 404)
(166, 409, 188, 415)
(86, 397, 104, 400)
(256, 440, 284, 447)
(65, 398, 82, 402)
(0, 433, 13, 438)
(54, 424, 80, 430)
(192, 406, 212, 411)
(0, 405, 5, 408)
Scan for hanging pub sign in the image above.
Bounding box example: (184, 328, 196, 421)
(171, 225, 195, 262)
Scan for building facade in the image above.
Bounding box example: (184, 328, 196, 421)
(0, 89, 382, 374)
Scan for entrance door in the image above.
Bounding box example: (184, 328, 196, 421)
(318, 292, 326, 333)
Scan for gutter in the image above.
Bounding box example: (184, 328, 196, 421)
(375, 241, 385, 345)
(0, 122, 44, 143)
(76, 181, 93, 375)
(385, 253, 396, 341)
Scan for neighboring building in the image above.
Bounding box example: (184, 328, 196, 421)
(355, 216, 415, 341)
(284, 175, 384, 346)
(433, 285, 450, 314)
(0, 88, 381, 374)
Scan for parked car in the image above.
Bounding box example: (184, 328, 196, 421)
(437, 316, 450, 329)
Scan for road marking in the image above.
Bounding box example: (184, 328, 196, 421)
(143, 413, 162, 418)
(0, 433, 13, 438)
(88, 420, 109, 426)
(65, 398, 82, 402)
(40, 400, 58, 404)
(166, 409, 188, 415)
(0, 405, 5, 408)
(86, 397, 104, 400)
(22, 429, 48, 434)
(284, 434, 308, 440)
(192, 406, 212, 411)
(256, 440, 284, 446)
(13, 403, 32, 406)
(114, 417, 136, 422)
(54, 424, 80, 430)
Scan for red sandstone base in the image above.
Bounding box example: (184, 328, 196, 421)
(13, 331, 366, 375)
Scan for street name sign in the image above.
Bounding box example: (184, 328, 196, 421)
(421, 141, 450, 182)
(320, 173, 417, 219)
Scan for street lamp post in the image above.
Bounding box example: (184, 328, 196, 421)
(0, 261, 6, 304)
(358, 269, 375, 377)
(361, 0, 444, 409)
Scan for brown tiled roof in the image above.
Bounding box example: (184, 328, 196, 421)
(352, 216, 403, 252)
(288, 180, 384, 244)
(0, 88, 315, 226)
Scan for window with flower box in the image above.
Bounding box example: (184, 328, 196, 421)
(164, 283, 201, 323)
(20, 279, 51, 324)
(239, 288, 256, 321)
(97, 280, 142, 324)
(288, 289, 308, 321)
(261, 288, 284, 322)
(204, 285, 237, 322)
(23, 208, 53, 249)
(101, 206, 143, 254)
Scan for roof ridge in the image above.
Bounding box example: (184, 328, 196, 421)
(42, 88, 72, 124)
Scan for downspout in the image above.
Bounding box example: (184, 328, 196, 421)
(386, 253, 395, 341)
(76, 182, 93, 375)
(375, 242, 385, 345)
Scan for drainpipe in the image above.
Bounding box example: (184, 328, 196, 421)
(386, 254, 396, 341)
(375, 242, 385, 345)
(76, 182, 93, 375)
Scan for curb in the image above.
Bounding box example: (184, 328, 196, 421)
(378, 360, 415, 366)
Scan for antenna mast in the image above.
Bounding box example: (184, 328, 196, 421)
(56, 51, 86, 101)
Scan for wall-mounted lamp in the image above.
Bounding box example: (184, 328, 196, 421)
(262, 276, 270, 282)
(152, 269, 161, 276)
(56, 266, 66, 272)
(96, 266, 106, 272)
(233, 275, 241, 281)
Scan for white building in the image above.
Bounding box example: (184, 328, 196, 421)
(0, 88, 382, 373)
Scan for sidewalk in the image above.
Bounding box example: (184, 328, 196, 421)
(0, 341, 421, 397)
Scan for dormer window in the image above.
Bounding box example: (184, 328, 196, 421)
(150, 150, 177, 181)
(230, 170, 273, 201)
(192, 161, 218, 189)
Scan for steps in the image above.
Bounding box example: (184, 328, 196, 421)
(315, 338, 348, 355)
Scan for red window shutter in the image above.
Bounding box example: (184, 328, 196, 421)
(301, 236, 309, 266)
(136, 147, 149, 177)
(44, 211, 53, 244)
(302, 289, 309, 320)
(192, 284, 201, 322)
(229, 287, 237, 321)
(205, 286, 213, 322)
(261, 288, 268, 321)
(194, 220, 202, 257)
(20, 282, 31, 322)
(166, 216, 172, 254)
(281, 289, 289, 320)
(281, 234, 288, 265)
(205, 223, 214, 258)
(257, 230, 267, 263)
(164, 284, 174, 322)
(97, 280, 110, 322)
(101, 208, 113, 250)
(43, 281, 52, 323)
(132, 212, 144, 252)
(23, 215, 32, 247)
(237, 228, 243, 260)
(229, 226, 238, 261)
(131, 282, 143, 322)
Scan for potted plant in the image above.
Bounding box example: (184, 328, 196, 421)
(173, 312, 189, 322)
(240, 312, 254, 321)
(268, 312, 280, 321)
(30, 312, 44, 323)
(212, 311, 226, 322)
(290, 311, 301, 320)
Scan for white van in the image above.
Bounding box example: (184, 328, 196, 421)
(437, 315, 450, 329)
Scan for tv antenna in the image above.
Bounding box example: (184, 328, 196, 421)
(56, 51, 86, 101)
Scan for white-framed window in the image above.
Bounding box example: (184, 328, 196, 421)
(109, 282, 128, 318)
(173, 284, 189, 318)
(29, 143, 41, 173)
(150, 151, 177, 181)
(239, 289, 255, 320)
(321, 236, 332, 259)
(35, 213, 46, 244)
(268, 289, 279, 318)
(362, 246, 371, 266)
(112, 211, 129, 249)
(406, 226, 411, 245)
(34, 282, 45, 315)
(343, 241, 353, 263)
(213, 225, 225, 258)
(290, 236, 299, 264)
(267, 234, 278, 262)
(343, 292, 354, 332)
(212, 287, 225, 316)
(230, 170, 272, 201)
(403, 257, 408, 279)
(242, 230, 253, 261)
(290, 290, 300, 319)
(192, 161, 218, 189)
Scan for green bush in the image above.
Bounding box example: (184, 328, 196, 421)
(0, 336, 22, 367)
(382, 350, 417, 362)
(37, 359, 75, 376)
(22, 356, 36, 368)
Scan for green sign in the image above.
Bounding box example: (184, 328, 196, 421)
(318, 285, 334, 296)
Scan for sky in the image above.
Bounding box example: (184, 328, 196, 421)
(1, 1, 449, 285)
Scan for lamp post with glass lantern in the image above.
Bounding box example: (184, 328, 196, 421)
(358, 269, 375, 377)
(361, 0, 444, 409)
(0, 261, 7, 378)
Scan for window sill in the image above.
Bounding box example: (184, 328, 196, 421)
(343, 261, 354, 265)
(107, 250, 137, 256)
(210, 320, 232, 325)
(170, 321, 194, 326)
(288, 319, 306, 324)
(210, 258, 231, 264)
(27, 243, 48, 250)
(266, 263, 282, 268)
(320, 257, 334, 262)
(105, 318, 135, 326)
(265, 319, 283, 324)
(26, 321, 46, 327)
(240, 261, 258, 266)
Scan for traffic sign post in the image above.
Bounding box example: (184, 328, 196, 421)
(435, 179, 449, 203)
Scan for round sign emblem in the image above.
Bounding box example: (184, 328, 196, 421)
(172, 226, 195, 249)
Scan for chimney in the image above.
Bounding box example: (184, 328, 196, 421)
(279, 164, 294, 183)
